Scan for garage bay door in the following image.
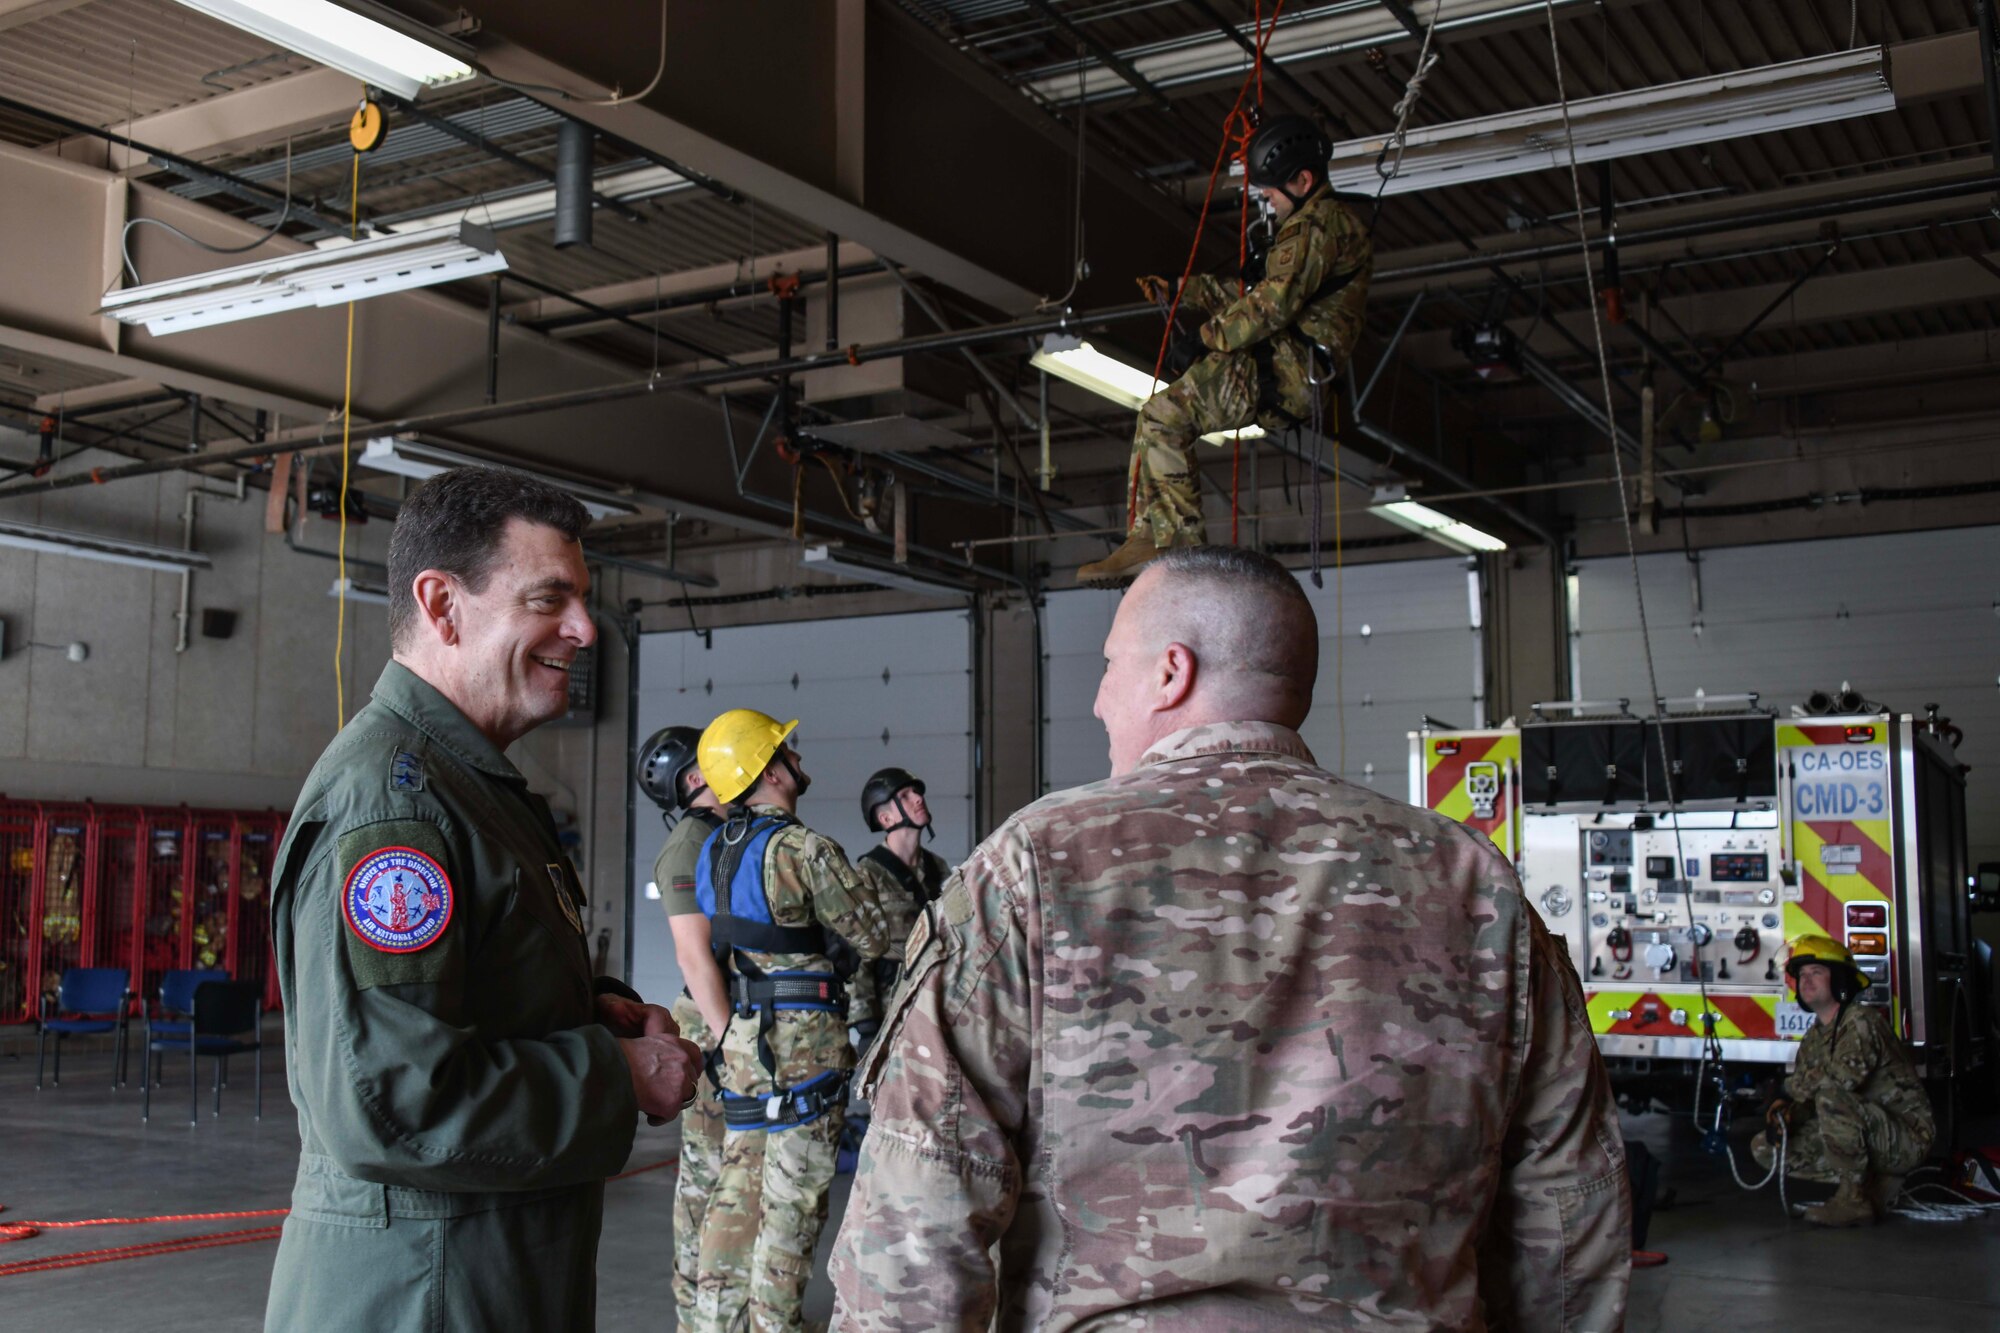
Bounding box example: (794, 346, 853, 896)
(1042, 557, 1481, 796)
(1574, 525, 2000, 863)
(629, 609, 973, 1003)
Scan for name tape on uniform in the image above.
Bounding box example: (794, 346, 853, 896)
(344, 846, 454, 952)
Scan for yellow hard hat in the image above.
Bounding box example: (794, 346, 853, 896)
(1784, 933, 1868, 992)
(697, 709, 798, 806)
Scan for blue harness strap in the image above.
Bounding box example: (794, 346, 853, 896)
(696, 809, 852, 1131)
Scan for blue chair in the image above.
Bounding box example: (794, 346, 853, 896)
(144, 980, 262, 1125)
(36, 967, 133, 1090)
(140, 968, 228, 1091)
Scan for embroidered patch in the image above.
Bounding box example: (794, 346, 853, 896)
(343, 847, 453, 953)
(902, 906, 933, 964)
(390, 750, 424, 792)
(548, 862, 583, 933)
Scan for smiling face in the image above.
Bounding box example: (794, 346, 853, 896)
(437, 516, 594, 746)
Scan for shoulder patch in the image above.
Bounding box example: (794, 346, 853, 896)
(390, 750, 425, 792)
(344, 846, 453, 952)
(903, 905, 934, 963)
(1271, 239, 1300, 271)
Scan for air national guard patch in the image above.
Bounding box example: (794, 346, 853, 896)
(344, 846, 453, 952)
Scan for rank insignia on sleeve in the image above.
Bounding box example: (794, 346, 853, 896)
(344, 847, 453, 952)
(390, 750, 424, 791)
(547, 862, 584, 933)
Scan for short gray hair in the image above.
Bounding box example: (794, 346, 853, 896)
(1150, 545, 1312, 611)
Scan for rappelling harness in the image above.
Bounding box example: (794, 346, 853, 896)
(857, 846, 944, 998)
(695, 807, 854, 1132)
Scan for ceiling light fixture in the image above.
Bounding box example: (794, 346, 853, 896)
(1031, 335, 1265, 443)
(1327, 48, 1893, 196)
(0, 519, 213, 573)
(1369, 486, 1507, 554)
(168, 0, 475, 100)
(359, 436, 639, 520)
(100, 221, 507, 335)
(801, 544, 971, 600)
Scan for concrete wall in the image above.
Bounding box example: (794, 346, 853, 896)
(0, 443, 392, 809)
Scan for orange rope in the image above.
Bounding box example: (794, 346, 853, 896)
(0, 1157, 680, 1278)
(1132, 0, 1286, 530)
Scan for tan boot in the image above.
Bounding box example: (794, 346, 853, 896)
(1806, 1173, 1877, 1227)
(1078, 532, 1160, 585)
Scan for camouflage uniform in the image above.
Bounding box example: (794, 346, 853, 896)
(829, 721, 1629, 1332)
(844, 845, 950, 1036)
(695, 806, 889, 1332)
(653, 808, 725, 1331)
(1752, 1004, 1935, 1183)
(1131, 187, 1372, 547)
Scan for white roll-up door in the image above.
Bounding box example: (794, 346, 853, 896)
(628, 609, 974, 1003)
(1574, 526, 2000, 861)
(1042, 557, 1481, 794)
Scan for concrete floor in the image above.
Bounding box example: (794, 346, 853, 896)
(3, 1033, 1995, 1330)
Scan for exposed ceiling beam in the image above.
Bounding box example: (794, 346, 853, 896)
(31, 378, 164, 413)
(502, 242, 875, 326)
(39, 67, 362, 174)
(0, 0, 89, 33)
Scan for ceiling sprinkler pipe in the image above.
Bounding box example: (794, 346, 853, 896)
(553, 120, 594, 250)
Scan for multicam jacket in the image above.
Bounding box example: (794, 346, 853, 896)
(1785, 1002, 1934, 1133)
(830, 720, 1630, 1332)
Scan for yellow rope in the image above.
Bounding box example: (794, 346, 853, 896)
(334, 147, 358, 730)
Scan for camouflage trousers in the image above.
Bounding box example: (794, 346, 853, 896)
(1752, 1084, 1934, 1182)
(693, 1106, 845, 1332)
(1128, 342, 1317, 546)
(672, 997, 724, 1330)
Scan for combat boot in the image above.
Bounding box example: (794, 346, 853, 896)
(1866, 1171, 1904, 1220)
(1078, 532, 1160, 584)
(1806, 1172, 1877, 1227)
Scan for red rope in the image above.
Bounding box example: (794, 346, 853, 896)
(1132, 0, 1285, 531)
(0, 1156, 681, 1279)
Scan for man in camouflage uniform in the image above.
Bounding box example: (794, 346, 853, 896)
(693, 710, 891, 1331)
(1753, 934, 1935, 1226)
(636, 725, 731, 1330)
(830, 546, 1629, 1330)
(845, 766, 950, 1047)
(1080, 116, 1372, 584)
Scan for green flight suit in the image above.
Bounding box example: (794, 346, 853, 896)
(1129, 185, 1372, 546)
(264, 661, 639, 1333)
(653, 806, 725, 1330)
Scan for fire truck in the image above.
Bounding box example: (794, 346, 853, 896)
(1411, 695, 1984, 1110)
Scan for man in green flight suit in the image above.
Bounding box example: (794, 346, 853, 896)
(690, 709, 890, 1331)
(636, 724, 731, 1330)
(1080, 114, 1373, 584)
(1753, 934, 1936, 1226)
(265, 467, 704, 1332)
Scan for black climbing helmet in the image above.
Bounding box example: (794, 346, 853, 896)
(637, 725, 705, 811)
(1244, 114, 1330, 192)
(861, 767, 927, 833)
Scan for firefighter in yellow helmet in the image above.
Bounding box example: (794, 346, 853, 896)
(688, 709, 891, 1328)
(1753, 934, 1935, 1226)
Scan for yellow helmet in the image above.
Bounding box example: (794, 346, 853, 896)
(697, 709, 798, 806)
(1784, 933, 1868, 995)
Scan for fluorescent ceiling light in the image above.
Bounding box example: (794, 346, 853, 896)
(360, 436, 639, 521)
(101, 221, 507, 335)
(169, 0, 474, 100)
(1025, 0, 1593, 104)
(1031, 336, 1264, 443)
(0, 519, 213, 573)
(801, 544, 969, 600)
(328, 576, 390, 605)
(1327, 48, 1892, 197)
(1370, 496, 1507, 554)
